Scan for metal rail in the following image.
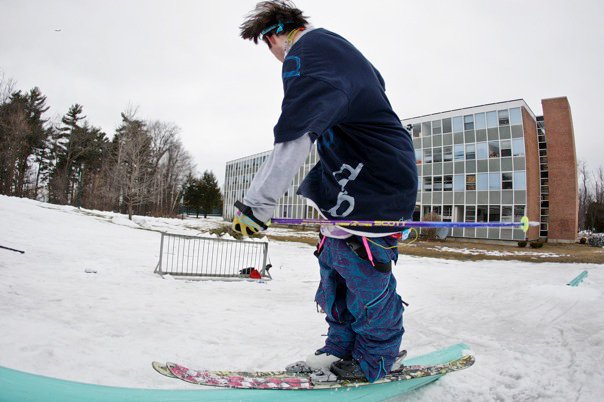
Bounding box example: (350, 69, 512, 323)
(154, 232, 269, 279)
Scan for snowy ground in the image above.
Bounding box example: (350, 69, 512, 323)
(427, 245, 570, 259)
(1, 195, 603, 401)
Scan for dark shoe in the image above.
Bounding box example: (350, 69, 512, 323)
(330, 359, 367, 381)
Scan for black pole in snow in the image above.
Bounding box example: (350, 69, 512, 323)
(0, 245, 25, 254)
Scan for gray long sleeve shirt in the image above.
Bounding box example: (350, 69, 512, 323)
(243, 133, 313, 223)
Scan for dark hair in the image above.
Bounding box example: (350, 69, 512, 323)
(240, 1, 309, 46)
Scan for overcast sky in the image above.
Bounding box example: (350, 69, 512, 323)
(2, 0, 603, 186)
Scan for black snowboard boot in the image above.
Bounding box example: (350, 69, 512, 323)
(329, 359, 367, 381)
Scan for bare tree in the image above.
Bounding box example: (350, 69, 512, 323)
(582, 164, 604, 231)
(147, 120, 179, 214)
(113, 111, 155, 219)
(160, 137, 194, 215)
(578, 160, 591, 230)
(0, 72, 16, 104)
(595, 167, 604, 203)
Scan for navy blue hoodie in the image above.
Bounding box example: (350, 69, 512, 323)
(274, 28, 417, 233)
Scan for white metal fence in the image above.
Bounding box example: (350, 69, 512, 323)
(154, 232, 270, 279)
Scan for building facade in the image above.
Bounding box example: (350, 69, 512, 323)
(223, 97, 578, 242)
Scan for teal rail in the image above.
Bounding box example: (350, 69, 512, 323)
(567, 270, 588, 287)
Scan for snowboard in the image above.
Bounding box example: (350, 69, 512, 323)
(152, 353, 475, 390)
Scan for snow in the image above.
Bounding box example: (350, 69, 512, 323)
(1, 194, 603, 401)
(428, 245, 570, 258)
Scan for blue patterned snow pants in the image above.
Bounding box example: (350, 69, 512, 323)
(314, 235, 404, 382)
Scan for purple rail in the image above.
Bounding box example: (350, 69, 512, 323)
(272, 216, 535, 232)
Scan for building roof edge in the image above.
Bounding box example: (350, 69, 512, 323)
(402, 99, 538, 122)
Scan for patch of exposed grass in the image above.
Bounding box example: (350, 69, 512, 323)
(399, 240, 604, 264)
(266, 234, 318, 246)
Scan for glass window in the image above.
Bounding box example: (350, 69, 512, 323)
(421, 121, 432, 137)
(498, 110, 510, 126)
(423, 176, 432, 192)
(510, 107, 522, 125)
(454, 144, 464, 161)
(489, 141, 500, 158)
(486, 111, 498, 128)
(513, 171, 526, 190)
(433, 147, 443, 163)
(442, 118, 452, 133)
(444, 175, 453, 191)
(501, 140, 512, 157)
(453, 174, 464, 191)
(466, 174, 476, 190)
(443, 146, 453, 162)
(465, 144, 476, 160)
(442, 205, 453, 221)
(476, 142, 488, 160)
(423, 136, 432, 148)
(489, 172, 501, 190)
(415, 149, 423, 164)
(475, 113, 486, 130)
(452, 116, 463, 133)
(433, 176, 443, 191)
(502, 206, 513, 222)
(502, 172, 513, 189)
(477, 205, 488, 222)
(477, 173, 488, 190)
(433, 134, 442, 147)
(412, 124, 420, 138)
(423, 148, 433, 164)
(432, 120, 442, 135)
(489, 205, 501, 222)
(454, 132, 464, 144)
(512, 138, 525, 156)
(464, 115, 474, 131)
(465, 206, 476, 222)
(514, 205, 525, 221)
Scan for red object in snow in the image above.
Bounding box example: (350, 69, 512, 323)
(249, 268, 262, 279)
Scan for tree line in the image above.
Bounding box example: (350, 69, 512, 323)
(0, 73, 222, 219)
(578, 161, 604, 232)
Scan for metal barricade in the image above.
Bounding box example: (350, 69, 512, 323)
(154, 232, 270, 279)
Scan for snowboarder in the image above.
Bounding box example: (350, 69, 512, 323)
(232, 1, 418, 382)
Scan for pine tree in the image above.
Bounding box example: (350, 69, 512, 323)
(0, 87, 49, 197)
(25, 87, 51, 198)
(183, 175, 203, 218)
(0, 91, 28, 195)
(198, 170, 222, 218)
(72, 123, 108, 208)
(49, 104, 86, 204)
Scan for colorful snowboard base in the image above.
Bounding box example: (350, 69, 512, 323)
(153, 353, 475, 390)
